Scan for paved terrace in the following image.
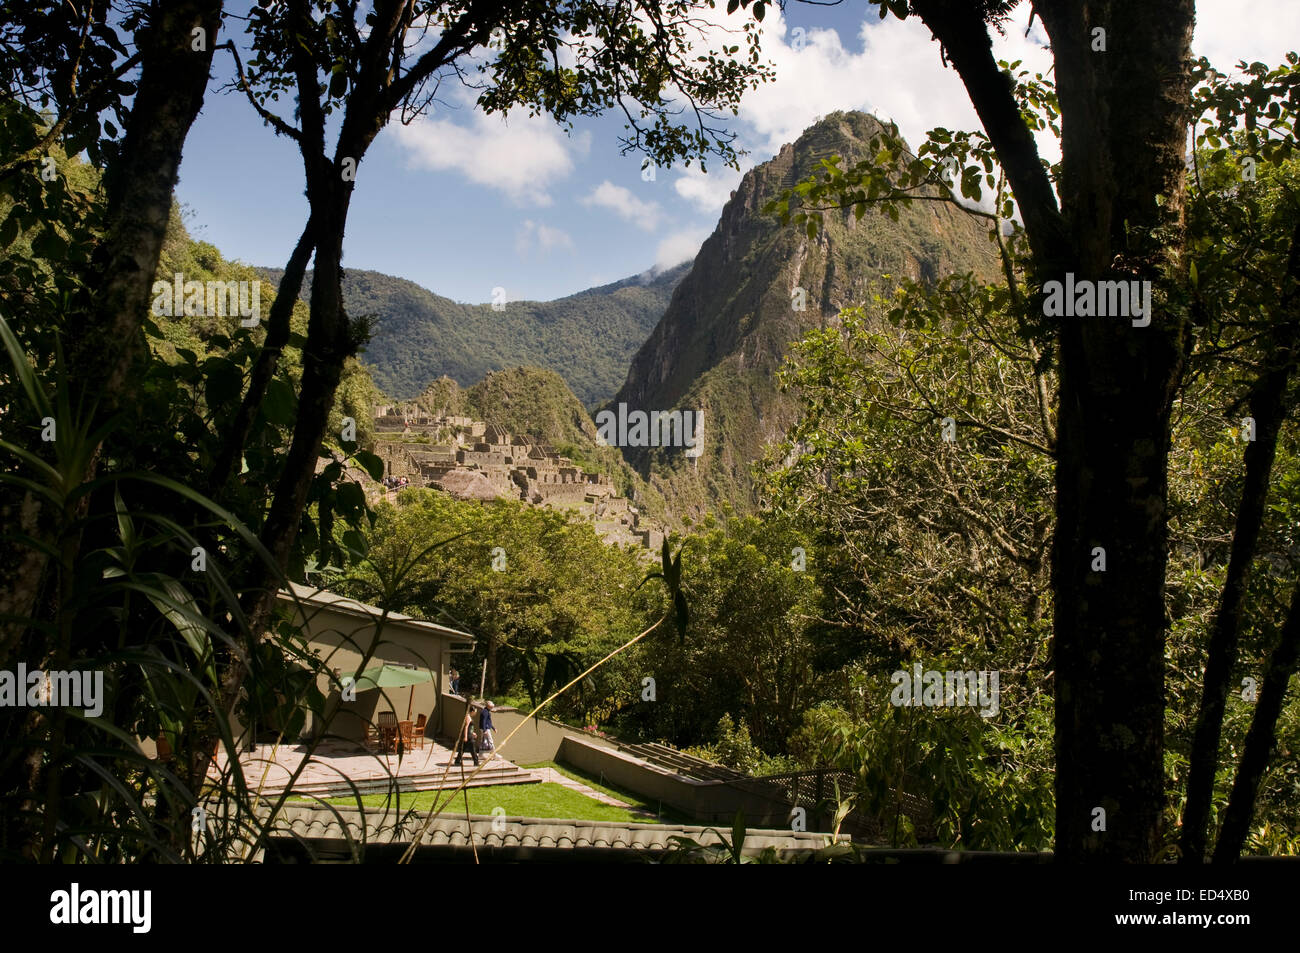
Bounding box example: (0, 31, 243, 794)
(209, 739, 538, 799)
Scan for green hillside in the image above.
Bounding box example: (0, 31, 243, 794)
(259, 262, 689, 407)
(151, 208, 383, 450)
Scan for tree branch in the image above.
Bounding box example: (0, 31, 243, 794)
(911, 0, 1068, 269)
(219, 40, 303, 143)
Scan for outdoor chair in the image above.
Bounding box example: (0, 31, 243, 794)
(412, 714, 426, 748)
(398, 720, 415, 753)
(377, 711, 399, 753)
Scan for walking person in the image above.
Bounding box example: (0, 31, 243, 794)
(454, 700, 479, 766)
(479, 701, 496, 753)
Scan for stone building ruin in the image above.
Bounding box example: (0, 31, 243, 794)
(372, 407, 660, 550)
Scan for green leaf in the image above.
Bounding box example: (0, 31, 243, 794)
(336, 479, 365, 515)
(329, 69, 347, 99)
(731, 809, 747, 861)
(353, 449, 385, 481)
(32, 227, 66, 259)
(143, 578, 213, 664)
(0, 214, 19, 247)
(342, 528, 368, 557)
(203, 356, 243, 411)
(0, 314, 54, 419)
(263, 376, 296, 426)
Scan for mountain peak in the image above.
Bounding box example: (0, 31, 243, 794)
(607, 111, 998, 522)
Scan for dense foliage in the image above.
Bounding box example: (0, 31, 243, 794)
(333, 488, 664, 724)
(262, 261, 689, 408)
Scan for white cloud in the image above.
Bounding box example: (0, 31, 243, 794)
(391, 108, 589, 205)
(723, 7, 1055, 163)
(515, 219, 574, 256)
(637, 3, 1056, 226)
(581, 180, 664, 231)
(725, 2, 1299, 179)
(654, 227, 710, 270)
(1193, 0, 1300, 70)
(673, 164, 746, 214)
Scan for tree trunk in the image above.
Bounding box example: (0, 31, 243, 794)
(1204, 222, 1300, 862)
(210, 0, 365, 737)
(485, 635, 501, 697)
(208, 216, 316, 496)
(0, 0, 223, 847)
(70, 0, 224, 413)
(1181, 222, 1300, 861)
(1212, 578, 1300, 862)
(218, 190, 356, 721)
(1044, 0, 1196, 863)
(912, 0, 1196, 861)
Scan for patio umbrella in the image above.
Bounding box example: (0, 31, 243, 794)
(349, 664, 434, 719)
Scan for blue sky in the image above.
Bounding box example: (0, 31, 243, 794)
(174, 1, 1299, 305)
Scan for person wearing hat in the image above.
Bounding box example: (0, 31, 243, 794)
(478, 700, 496, 752)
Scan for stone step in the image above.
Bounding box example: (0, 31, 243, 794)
(271, 767, 539, 799)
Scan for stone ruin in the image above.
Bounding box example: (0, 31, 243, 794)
(372, 407, 660, 550)
(373, 404, 485, 440)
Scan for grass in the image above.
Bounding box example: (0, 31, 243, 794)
(520, 760, 693, 825)
(486, 692, 530, 711)
(323, 782, 659, 825)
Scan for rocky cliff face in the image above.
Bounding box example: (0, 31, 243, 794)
(607, 111, 999, 521)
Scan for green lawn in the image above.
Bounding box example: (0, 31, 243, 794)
(520, 760, 692, 824)
(327, 782, 658, 825)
